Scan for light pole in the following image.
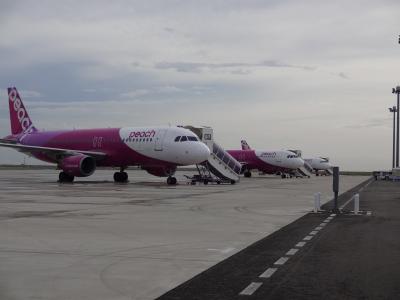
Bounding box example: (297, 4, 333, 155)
(392, 86, 400, 167)
(389, 106, 397, 169)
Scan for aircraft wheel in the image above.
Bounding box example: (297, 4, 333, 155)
(122, 171, 128, 182)
(203, 179, 209, 185)
(167, 177, 177, 185)
(281, 174, 286, 179)
(244, 171, 252, 178)
(230, 180, 236, 185)
(59, 171, 74, 183)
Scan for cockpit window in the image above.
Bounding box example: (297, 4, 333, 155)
(188, 136, 198, 141)
(180, 136, 187, 142)
(174, 136, 181, 142)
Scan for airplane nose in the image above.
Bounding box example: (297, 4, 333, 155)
(195, 143, 211, 163)
(297, 158, 305, 168)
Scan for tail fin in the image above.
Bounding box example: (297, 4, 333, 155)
(8, 87, 37, 135)
(241, 140, 251, 150)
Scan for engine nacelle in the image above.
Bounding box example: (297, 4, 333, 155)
(60, 155, 96, 177)
(142, 165, 176, 177)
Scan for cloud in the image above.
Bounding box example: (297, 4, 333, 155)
(154, 60, 315, 74)
(0, 0, 399, 170)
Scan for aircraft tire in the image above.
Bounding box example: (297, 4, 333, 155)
(122, 171, 128, 182)
(167, 177, 177, 185)
(244, 171, 252, 178)
(59, 171, 74, 183)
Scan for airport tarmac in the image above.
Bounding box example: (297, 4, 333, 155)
(0, 169, 367, 300)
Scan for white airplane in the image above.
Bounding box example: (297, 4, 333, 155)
(304, 157, 333, 176)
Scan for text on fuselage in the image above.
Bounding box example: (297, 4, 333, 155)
(129, 130, 156, 138)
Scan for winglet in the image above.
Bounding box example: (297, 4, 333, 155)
(8, 87, 37, 135)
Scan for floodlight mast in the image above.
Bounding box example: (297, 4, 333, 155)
(392, 86, 400, 167)
(389, 106, 397, 168)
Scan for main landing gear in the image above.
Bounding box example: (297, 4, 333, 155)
(59, 171, 74, 183)
(167, 176, 177, 185)
(114, 168, 128, 183)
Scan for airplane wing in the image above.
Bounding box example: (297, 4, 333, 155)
(0, 139, 107, 160)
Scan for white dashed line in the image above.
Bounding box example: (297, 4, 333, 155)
(286, 248, 299, 256)
(274, 257, 289, 265)
(315, 226, 323, 230)
(259, 268, 277, 278)
(239, 282, 263, 295)
(367, 211, 372, 216)
(330, 214, 337, 217)
(319, 223, 327, 227)
(303, 235, 313, 241)
(309, 230, 318, 235)
(340, 197, 355, 210)
(296, 241, 306, 247)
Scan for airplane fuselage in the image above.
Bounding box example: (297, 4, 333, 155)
(227, 149, 304, 175)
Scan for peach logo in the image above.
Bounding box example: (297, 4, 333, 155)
(129, 130, 156, 138)
(9, 89, 34, 133)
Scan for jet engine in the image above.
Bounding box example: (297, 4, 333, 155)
(59, 155, 96, 177)
(142, 165, 176, 177)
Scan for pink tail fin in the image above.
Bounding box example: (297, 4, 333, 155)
(241, 140, 251, 150)
(8, 87, 37, 135)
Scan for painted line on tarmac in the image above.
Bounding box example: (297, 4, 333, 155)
(367, 211, 372, 216)
(296, 241, 306, 247)
(286, 248, 299, 256)
(259, 268, 277, 278)
(239, 282, 263, 295)
(239, 213, 337, 296)
(303, 235, 313, 241)
(274, 257, 289, 265)
(340, 197, 355, 210)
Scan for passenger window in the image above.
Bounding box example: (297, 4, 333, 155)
(188, 136, 198, 141)
(180, 136, 187, 142)
(175, 136, 181, 142)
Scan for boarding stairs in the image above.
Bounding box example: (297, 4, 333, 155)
(201, 143, 241, 183)
(184, 126, 241, 183)
(296, 161, 313, 177)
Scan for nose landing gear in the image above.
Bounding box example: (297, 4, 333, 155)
(243, 170, 252, 178)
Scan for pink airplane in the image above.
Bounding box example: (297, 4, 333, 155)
(0, 88, 210, 184)
(227, 140, 305, 178)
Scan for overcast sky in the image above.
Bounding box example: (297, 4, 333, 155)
(0, 0, 399, 170)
